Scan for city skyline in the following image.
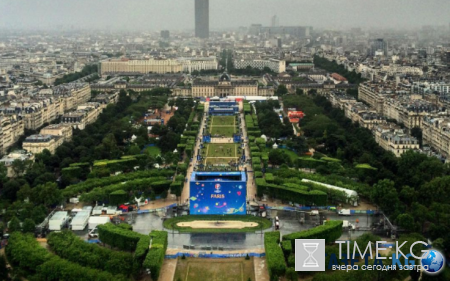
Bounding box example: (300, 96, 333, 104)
(0, 0, 449, 31)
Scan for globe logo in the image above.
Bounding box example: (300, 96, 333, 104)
(421, 250, 445, 274)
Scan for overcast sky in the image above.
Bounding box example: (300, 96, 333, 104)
(1, 0, 449, 31)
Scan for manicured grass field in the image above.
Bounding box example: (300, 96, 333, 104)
(163, 215, 272, 233)
(144, 146, 161, 157)
(174, 258, 255, 281)
(211, 116, 235, 126)
(210, 126, 236, 137)
(205, 157, 238, 166)
(205, 143, 238, 158)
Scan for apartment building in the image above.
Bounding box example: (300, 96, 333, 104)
(372, 124, 420, 157)
(233, 58, 286, 73)
(40, 124, 73, 142)
(0, 150, 34, 177)
(328, 92, 357, 110)
(22, 134, 63, 155)
(422, 117, 450, 158)
(383, 97, 439, 130)
(53, 83, 91, 111)
(358, 83, 387, 113)
(99, 58, 183, 75)
(0, 116, 25, 155)
(61, 102, 103, 130)
(177, 57, 218, 73)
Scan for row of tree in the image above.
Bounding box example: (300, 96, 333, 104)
(293, 92, 450, 257)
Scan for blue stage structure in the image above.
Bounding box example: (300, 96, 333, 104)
(233, 134, 242, 143)
(203, 135, 211, 143)
(190, 171, 247, 215)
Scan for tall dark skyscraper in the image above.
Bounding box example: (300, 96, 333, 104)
(195, 0, 209, 38)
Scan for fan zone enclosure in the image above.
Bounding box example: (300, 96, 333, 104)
(190, 171, 247, 215)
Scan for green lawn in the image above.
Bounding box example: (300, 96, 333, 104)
(279, 148, 299, 162)
(174, 258, 255, 281)
(144, 146, 161, 157)
(210, 126, 236, 137)
(205, 143, 239, 158)
(205, 157, 239, 166)
(211, 116, 235, 126)
(163, 215, 272, 233)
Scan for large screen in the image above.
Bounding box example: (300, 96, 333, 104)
(190, 180, 246, 215)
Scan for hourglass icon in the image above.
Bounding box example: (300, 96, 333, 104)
(303, 243, 319, 267)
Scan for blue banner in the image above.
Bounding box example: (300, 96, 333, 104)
(165, 252, 265, 259)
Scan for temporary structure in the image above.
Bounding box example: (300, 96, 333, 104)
(88, 216, 110, 230)
(49, 211, 69, 231)
(70, 211, 90, 231)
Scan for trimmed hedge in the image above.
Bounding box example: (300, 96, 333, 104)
(143, 230, 168, 280)
(264, 231, 286, 280)
(79, 177, 168, 202)
(265, 173, 274, 182)
(281, 240, 292, 259)
(6, 233, 126, 281)
(257, 182, 328, 206)
(253, 164, 262, 171)
(283, 220, 343, 251)
(297, 157, 326, 169)
(134, 235, 150, 266)
(109, 190, 128, 205)
(63, 169, 174, 198)
(170, 181, 183, 197)
(47, 231, 134, 276)
(98, 223, 142, 251)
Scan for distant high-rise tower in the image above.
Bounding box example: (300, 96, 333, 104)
(370, 38, 388, 56)
(195, 0, 209, 38)
(161, 30, 170, 39)
(271, 15, 279, 27)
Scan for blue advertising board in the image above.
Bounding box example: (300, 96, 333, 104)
(190, 172, 246, 215)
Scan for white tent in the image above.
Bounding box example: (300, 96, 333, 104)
(301, 179, 358, 206)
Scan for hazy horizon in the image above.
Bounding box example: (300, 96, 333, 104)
(1, 0, 449, 31)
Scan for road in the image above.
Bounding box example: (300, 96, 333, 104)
(181, 102, 209, 203)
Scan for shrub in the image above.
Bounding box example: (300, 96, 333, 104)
(281, 240, 292, 258)
(264, 232, 286, 280)
(286, 267, 297, 281)
(47, 231, 134, 276)
(63, 169, 174, 198)
(265, 173, 274, 182)
(143, 230, 168, 280)
(6, 233, 126, 280)
(283, 220, 343, 250)
(98, 223, 142, 251)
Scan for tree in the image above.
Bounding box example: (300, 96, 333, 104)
(22, 218, 36, 233)
(370, 179, 400, 215)
(32, 182, 63, 207)
(275, 84, 288, 96)
(295, 88, 304, 95)
(11, 159, 32, 177)
(268, 150, 292, 166)
(8, 216, 21, 232)
(396, 214, 416, 232)
(159, 131, 180, 153)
